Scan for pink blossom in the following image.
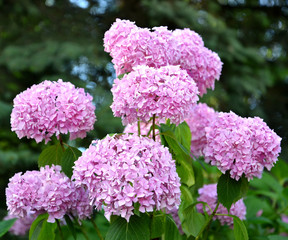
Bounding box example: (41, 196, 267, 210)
(71, 186, 93, 220)
(185, 103, 217, 158)
(171, 29, 222, 96)
(197, 184, 246, 227)
(104, 18, 138, 54)
(104, 19, 173, 76)
(4, 213, 37, 236)
(6, 165, 92, 223)
(11, 79, 96, 143)
(247, 117, 282, 172)
(256, 209, 263, 217)
(281, 214, 288, 224)
(111, 65, 199, 126)
(204, 112, 281, 180)
(72, 134, 181, 221)
(104, 19, 222, 95)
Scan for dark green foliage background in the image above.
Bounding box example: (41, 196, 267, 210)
(0, 0, 287, 238)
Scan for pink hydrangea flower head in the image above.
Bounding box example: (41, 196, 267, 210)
(185, 103, 217, 158)
(11, 79, 96, 143)
(6, 165, 88, 223)
(104, 18, 138, 53)
(70, 186, 93, 220)
(172, 29, 222, 96)
(172, 28, 204, 48)
(108, 27, 174, 76)
(197, 184, 246, 227)
(112, 27, 154, 75)
(247, 117, 282, 172)
(4, 213, 37, 236)
(6, 170, 42, 218)
(104, 19, 223, 93)
(72, 134, 181, 221)
(150, 26, 175, 67)
(204, 112, 281, 180)
(111, 65, 199, 126)
(104, 20, 174, 76)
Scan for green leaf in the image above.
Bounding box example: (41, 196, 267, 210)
(176, 160, 195, 188)
(283, 187, 288, 199)
(180, 185, 193, 206)
(38, 143, 64, 168)
(271, 158, 288, 182)
(30, 213, 48, 240)
(190, 160, 204, 191)
(61, 146, 82, 178)
(233, 216, 249, 240)
(105, 214, 150, 240)
(64, 215, 77, 240)
(150, 213, 165, 239)
(181, 205, 207, 237)
(159, 123, 193, 164)
(39, 220, 57, 240)
(163, 215, 184, 240)
(133, 202, 141, 217)
(29, 213, 57, 240)
(268, 235, 288, 240)
(217, 173, 249, 211)
(117, 73, 126, 79)
(250, 172, 283, 194)
(247, 216, 273, 225)
(0, 218, 16, 237)
(174, 121, 192, 152)
(159, 123, 194, 187)
(244, 196, 273, 219)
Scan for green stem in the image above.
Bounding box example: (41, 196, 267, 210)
(152, 114, 156, 141)
(58, 134, 65, 152)
(72, 215, 90, 240)
(90, 218, 104, 240)
(79, 226, 90, 240)
(56, 219, 64, 240)
(138, 119, 141, 136)
(195, 201, 220, 240)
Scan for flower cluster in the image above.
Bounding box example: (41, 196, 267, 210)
(72, 134, 181, 221)
(186, 103, 217, 158)
(111, 65, 199, 125)
(6, 165, 92, 223)
(204, 112, 281, 180)
(4, 213, 37, 236)
(104, 19, 222, 95)
(196, 184, 246, 227)
(11, 79, 96, 143)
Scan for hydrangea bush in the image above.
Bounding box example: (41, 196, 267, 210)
(1, 18, 286, 240)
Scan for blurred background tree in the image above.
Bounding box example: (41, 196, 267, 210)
(0, 0, 287, 235)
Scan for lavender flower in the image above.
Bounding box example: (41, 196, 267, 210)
(4, 213, 37, 236)
(6, 165, 92, 223)
(72, 134, 181, 221)
(11, 79, 96, 143)
(111, 65, 199, 126)
(185, 103, 217, 158)
(104, 19, 223, 95)
(204, 112, 281, 180)
(197, 184, 246, 227)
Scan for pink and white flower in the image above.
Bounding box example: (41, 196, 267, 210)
(72, 134, 181, 221)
